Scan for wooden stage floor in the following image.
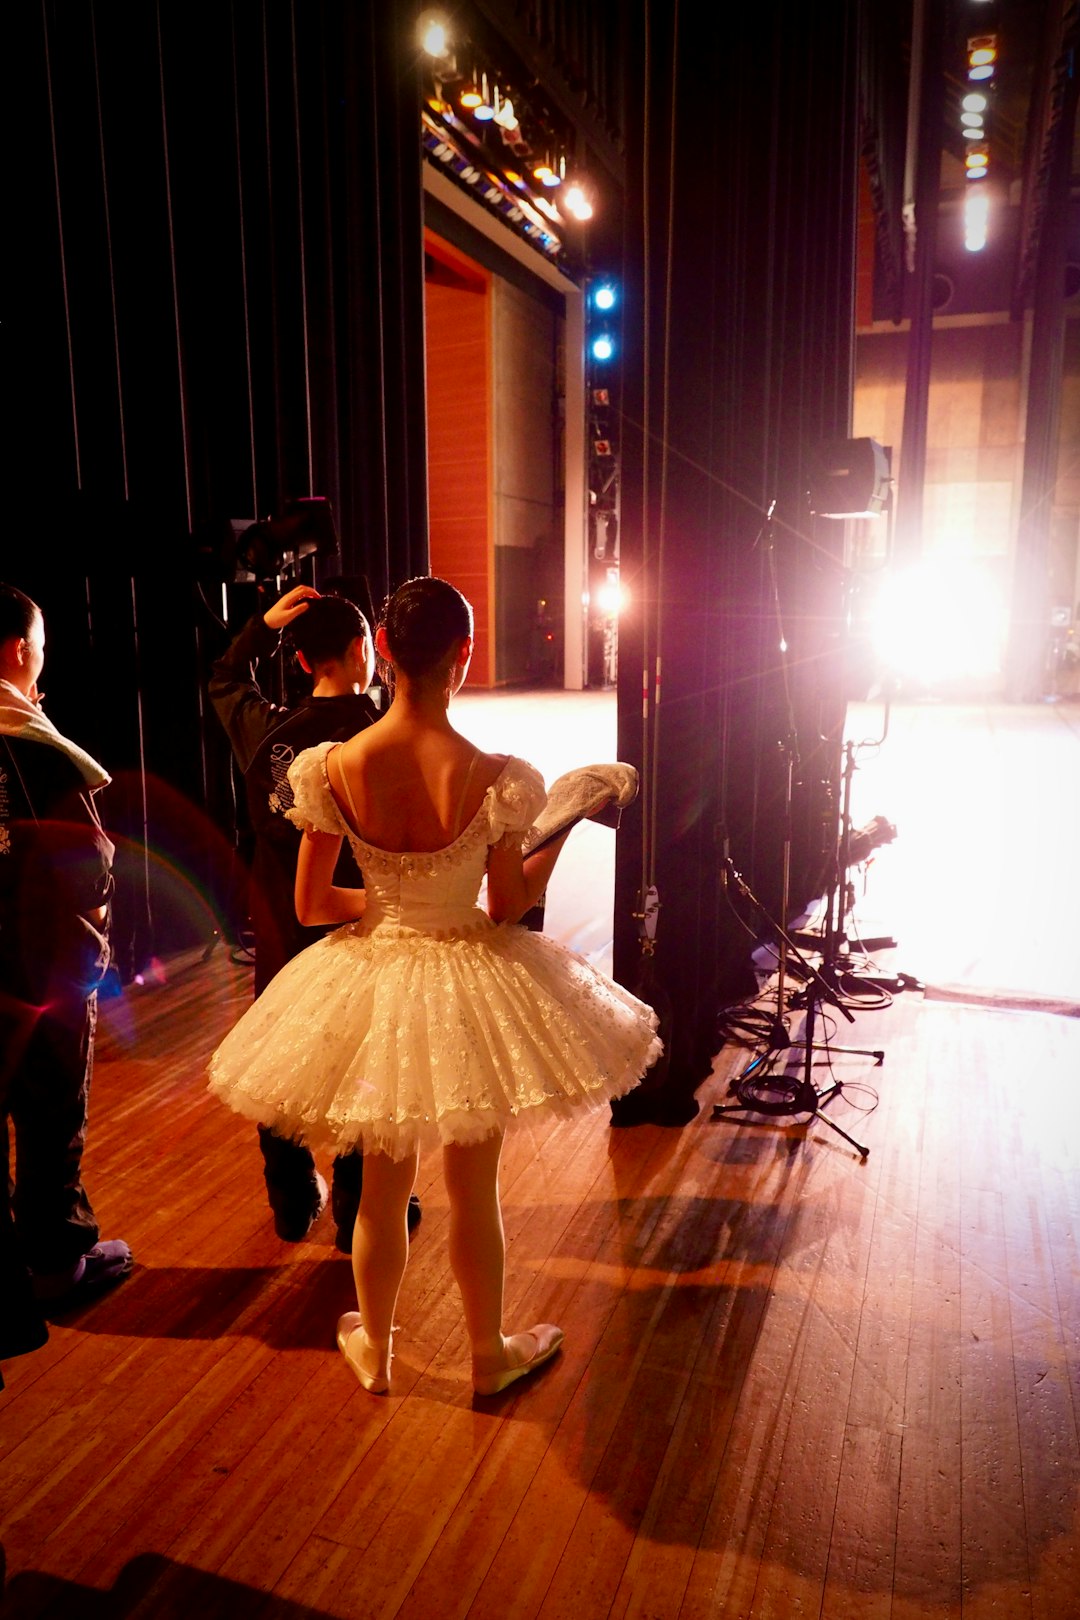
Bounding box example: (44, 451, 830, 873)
(2, 697, 1078, 1619)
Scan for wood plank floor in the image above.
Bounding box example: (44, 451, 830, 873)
(2, 699, 1078, 1619)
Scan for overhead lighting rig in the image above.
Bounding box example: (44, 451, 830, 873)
(958, 8, 998, 252)
(415, 8, 598, 265)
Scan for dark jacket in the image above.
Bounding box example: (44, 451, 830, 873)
(0, 736, 113, 1003)
(209, 613, 378, 991)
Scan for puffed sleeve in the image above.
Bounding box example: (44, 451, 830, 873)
(285, 743, 344, 835)
(487, 757, 547, 848)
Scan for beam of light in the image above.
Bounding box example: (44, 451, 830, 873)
(595, 580, 628, 616)
(868, 558, 1008, 685)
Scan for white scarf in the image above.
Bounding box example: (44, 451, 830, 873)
(0, 679, 111, 790)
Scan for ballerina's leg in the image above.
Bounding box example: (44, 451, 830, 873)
(443, 1130, 564, 1394)
(347, 1146, 419, 1381)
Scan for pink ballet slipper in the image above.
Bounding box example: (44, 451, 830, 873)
(336, 1311, 392, 1394)
(472, 1323, 564, 1396)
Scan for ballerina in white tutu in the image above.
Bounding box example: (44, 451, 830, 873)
(209, 576, 661, 1396)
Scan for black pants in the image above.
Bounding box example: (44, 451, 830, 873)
(1, 987, 100, 1275)
(257, 1125, 362, 1234)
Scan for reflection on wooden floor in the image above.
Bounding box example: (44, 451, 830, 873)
(2, 696, 1077, 1619)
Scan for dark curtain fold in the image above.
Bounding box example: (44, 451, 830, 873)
(11, 1, 428, 966)
(614, 0, 865, 1112)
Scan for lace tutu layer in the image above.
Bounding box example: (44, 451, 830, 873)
(208, 917, 661, 1158)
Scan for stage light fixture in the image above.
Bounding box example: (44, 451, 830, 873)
(596, 571, 627, 618)
(962, 126, 987, 138)
(591, 333, 615, 362)
(460, 81, 482, 109)
(593, 282, 618, 312)
(869, 557, 1007, 685)
(961, 112, 985, 128)
(493, 94, 518, 131)
(962, 92, 988, 112)
(967, 35, 997, 81)
(563, 182, 594, 221)
(418, 10, 451, 59)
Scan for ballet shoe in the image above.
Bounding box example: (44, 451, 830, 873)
(336, 1311, 391, 1394)
(472, 1323, 564, 1396)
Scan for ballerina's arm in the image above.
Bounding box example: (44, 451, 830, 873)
(486, 829, 572, 925)
(294, 828, 367, 926)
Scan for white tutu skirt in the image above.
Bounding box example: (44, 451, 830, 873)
(208, 916, 662, 1159)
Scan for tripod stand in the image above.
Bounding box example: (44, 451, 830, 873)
(713, 858, 871, 1158)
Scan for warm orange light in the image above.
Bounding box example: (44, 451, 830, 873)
(965, 151, 989, 167)
(460, 87, 482, 108)
(969, 46, 996, 65)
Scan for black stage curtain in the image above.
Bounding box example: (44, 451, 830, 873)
(613, 0, 867, 1117)
(11, 1, 428, 971)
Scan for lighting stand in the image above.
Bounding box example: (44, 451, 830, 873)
(789, 733, 918, 1003)
(713, 859, 871, 1158)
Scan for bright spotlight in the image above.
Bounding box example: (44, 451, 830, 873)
(593, 283, 617, 312)
(563, 183, 594, 221)
(418, 11, 451, 59)
(596, 576, 627, 616)
(869, 558, 1008, 685)
(591, 333, 615, 362)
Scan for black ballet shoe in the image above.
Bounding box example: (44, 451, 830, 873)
(472, 1323, 564, 1396)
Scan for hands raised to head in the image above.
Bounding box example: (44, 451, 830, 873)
(263, 584, 320, 632)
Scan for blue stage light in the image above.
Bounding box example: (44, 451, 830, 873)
(593, 284, 617, 312)
(592, 333, 615, 362)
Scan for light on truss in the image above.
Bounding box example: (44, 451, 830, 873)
(964, 188, 990, 251)
(967, 35, 997, 81)
(593, 282, 618, 312)
(418, 10, 451, 59)
(563, 182, 594, 221)
(591, 333, 615, 362)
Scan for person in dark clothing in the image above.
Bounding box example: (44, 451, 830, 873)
(0, 584, 132, 1367)
(210, 584, 419, 1247)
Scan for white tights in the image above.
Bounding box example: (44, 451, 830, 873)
(351, 1131, 511, 1363)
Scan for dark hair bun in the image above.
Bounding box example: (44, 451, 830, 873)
(381, 577, 473, 676)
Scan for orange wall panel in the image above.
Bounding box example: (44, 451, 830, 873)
(424, 234, 494, 686)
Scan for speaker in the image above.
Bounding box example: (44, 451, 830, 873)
(808, 438, 891, 518)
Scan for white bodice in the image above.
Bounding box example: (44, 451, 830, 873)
(286, 744, 546, 937)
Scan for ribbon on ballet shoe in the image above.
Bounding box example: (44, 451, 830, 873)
(522, 765, 639, 855)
